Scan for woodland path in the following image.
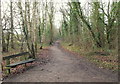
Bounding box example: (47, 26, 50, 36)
(4, 42, 118, 82)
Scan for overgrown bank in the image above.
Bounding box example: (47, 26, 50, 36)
(61, 42, 118, 71)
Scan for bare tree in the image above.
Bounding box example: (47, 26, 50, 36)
(10, 1, 14, 49)
(48, 2, 54, 45)
(0, 0, 3, 80)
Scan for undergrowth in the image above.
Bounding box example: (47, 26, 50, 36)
(61, 42, 118, 72)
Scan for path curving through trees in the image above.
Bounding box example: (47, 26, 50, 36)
(4, 42, 118, 82)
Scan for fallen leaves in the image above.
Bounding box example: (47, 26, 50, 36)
(61, 42, 118, 71)
(2, 47, 51, 79)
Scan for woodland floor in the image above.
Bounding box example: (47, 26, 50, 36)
(3, 41, 118, 82)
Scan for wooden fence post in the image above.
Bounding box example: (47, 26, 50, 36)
(6, 59, 10, 74)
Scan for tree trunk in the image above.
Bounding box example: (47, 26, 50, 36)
(10, 1, 14, 49)
(0, 0, 3, 80)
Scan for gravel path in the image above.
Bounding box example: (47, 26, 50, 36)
(4, 42, 118, 82)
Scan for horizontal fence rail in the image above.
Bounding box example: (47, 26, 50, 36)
(3, 52, 29, 60)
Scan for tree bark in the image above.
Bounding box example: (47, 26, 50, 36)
(10, 1, 14, 49)
(0, 0, 3, 80)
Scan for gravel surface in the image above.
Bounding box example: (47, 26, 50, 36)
(4, 42, 118, 82)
